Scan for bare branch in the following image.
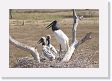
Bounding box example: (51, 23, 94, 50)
(9, 35, 40, 63)
(72, 9, 79, 43)
(61, 32, 92, 63)
(75, 32, 92, 48)
(61, 9, 79, 62)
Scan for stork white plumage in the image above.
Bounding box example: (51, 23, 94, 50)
(38, 37, 55, 61)
(46, 20, 69, 52)
(46, 35, 57, 54)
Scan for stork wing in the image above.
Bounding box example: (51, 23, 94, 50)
(43, 46, 55, 60)
(50, 44, 57, 54)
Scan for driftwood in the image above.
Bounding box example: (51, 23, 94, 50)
(9, 35, 40, 63)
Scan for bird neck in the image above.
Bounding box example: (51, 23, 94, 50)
(42, 42, 46, 46)
(52, 29, 60, 32)
(52, 26, 60, 31)
(47, 39, 51, 46)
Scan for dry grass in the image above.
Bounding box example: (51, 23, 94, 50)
(9, 9, 99, 68)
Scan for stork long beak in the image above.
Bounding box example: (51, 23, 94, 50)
(46, 22, 53, 29)
(37, 38, 42, 44)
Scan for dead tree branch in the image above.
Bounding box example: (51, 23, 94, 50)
(61, 32, 92, 62)
(75, 32, 92, 48)
(72, 9, 79, 43)
(9, 35, 40, 63)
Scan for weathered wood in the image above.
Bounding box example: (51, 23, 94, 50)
(76, 32, 92, 48)
(61, 32, 92, 62)
(9, 35, 40, 63)
(72, 9, 79, 43)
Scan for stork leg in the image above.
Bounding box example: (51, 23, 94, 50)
(59, 44, 62, 55)
(59, 44, 62, 52)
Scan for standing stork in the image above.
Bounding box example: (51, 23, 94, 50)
(38, 37, 55, 61)
(46, 20, 69, 53)
(46, 35, 57, 54)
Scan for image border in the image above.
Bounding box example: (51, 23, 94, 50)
(0, 0, 109, 78)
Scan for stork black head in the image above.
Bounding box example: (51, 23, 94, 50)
(46, 35, 51, 45)
(46, 20, 60, 31)
(46, 35, 51, 40)
(37, 37, 46, 45)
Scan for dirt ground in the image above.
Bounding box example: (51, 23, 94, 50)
(9, 9, 99, 68)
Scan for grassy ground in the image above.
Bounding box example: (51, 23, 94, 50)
(9, 9, 99, 68)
